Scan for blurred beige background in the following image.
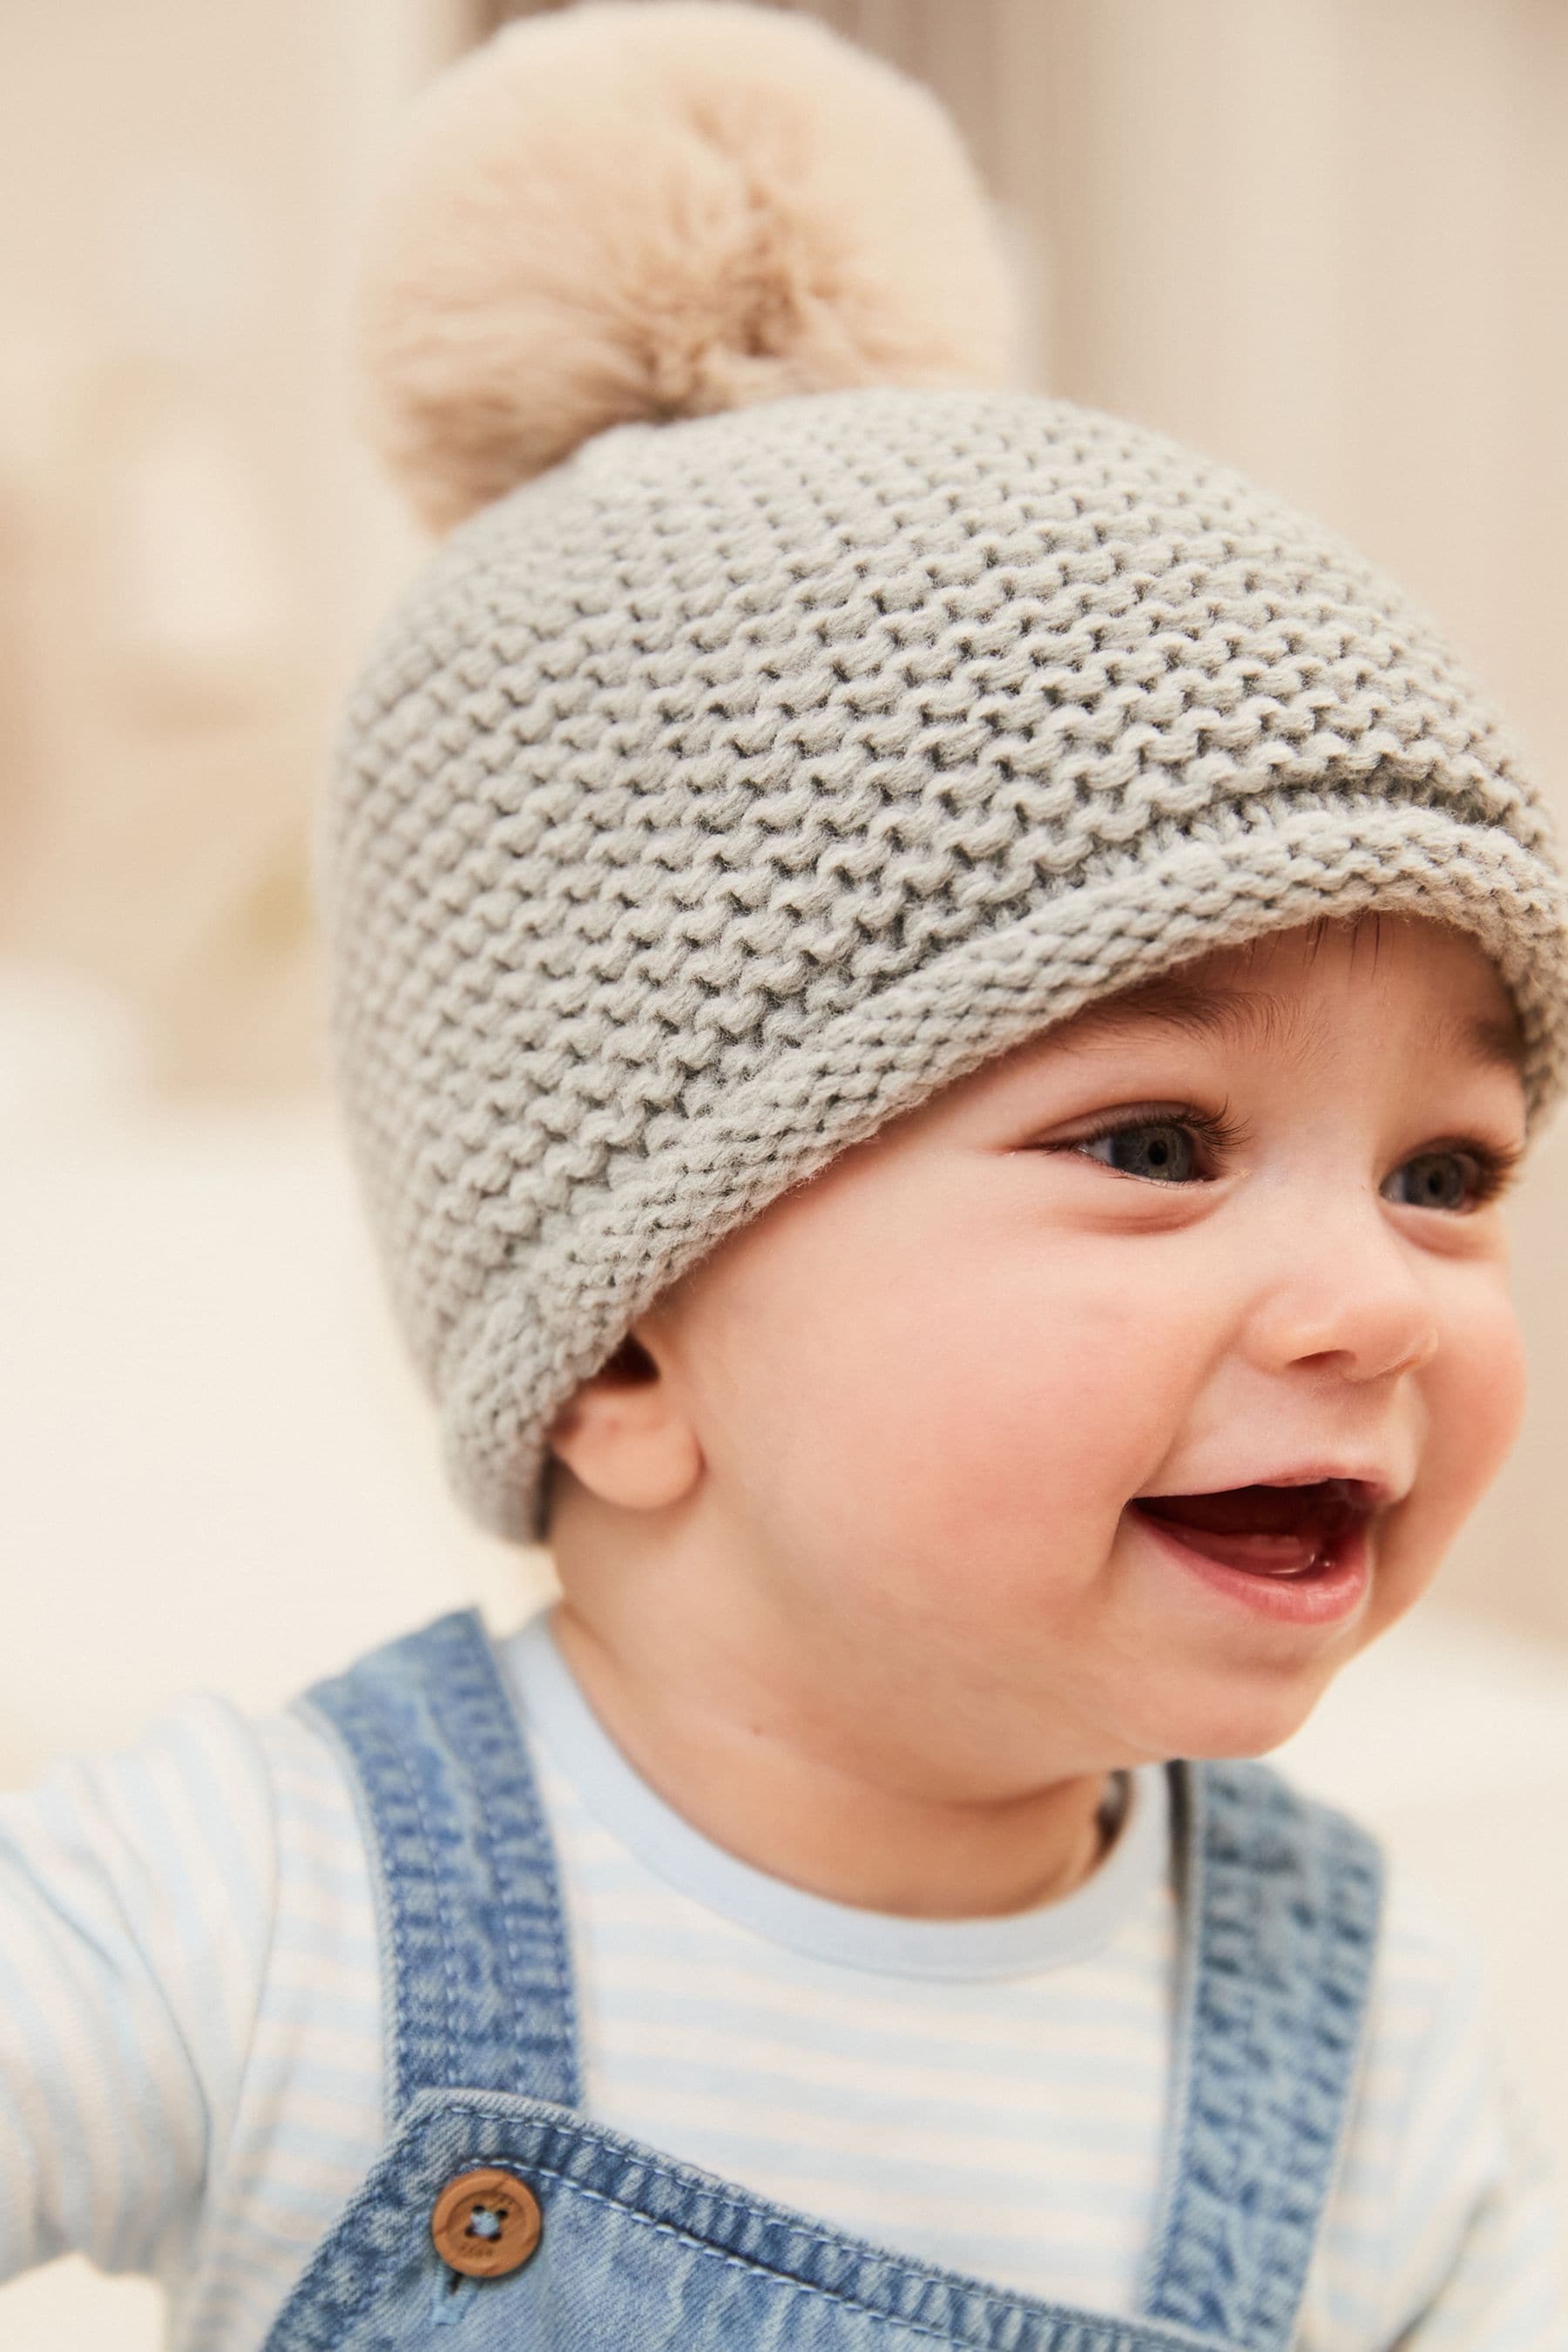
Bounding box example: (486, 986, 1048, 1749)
(3, 3, 1567, 2346)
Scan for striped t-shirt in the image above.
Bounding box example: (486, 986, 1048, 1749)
(0, 1605, 1563, 2349)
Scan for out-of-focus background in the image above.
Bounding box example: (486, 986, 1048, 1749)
(3, 2, 1567, 2344)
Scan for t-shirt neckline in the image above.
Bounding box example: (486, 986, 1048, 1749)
(498, 1605, 1171, 1982)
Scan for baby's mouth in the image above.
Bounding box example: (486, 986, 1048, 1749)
(1129, 1481, 1372, 1578)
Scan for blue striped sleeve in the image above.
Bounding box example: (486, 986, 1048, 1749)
(0, 1697, 274, 2283)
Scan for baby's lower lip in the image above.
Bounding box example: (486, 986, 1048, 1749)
(1127, 1501, 1372, 1625)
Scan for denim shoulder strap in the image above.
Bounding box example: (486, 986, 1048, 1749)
(300, 1608, 581, 2115)
(1137, 1755, 1383, 2352)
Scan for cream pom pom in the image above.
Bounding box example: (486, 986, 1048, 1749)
(355, 0, 1024, 533)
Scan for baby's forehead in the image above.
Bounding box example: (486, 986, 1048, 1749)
(1039, 930, 1527, 1083)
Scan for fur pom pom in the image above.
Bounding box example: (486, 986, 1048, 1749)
(355, 1, 1023, 532)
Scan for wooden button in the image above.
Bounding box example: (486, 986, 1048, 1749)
(430, 2167, 543, 2279)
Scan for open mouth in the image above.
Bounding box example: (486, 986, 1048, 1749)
(1129, 1480, 1373, 1579)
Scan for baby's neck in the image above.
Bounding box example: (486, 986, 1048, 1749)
(547, 1598, 1116, 1922)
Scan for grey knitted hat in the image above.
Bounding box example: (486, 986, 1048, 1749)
(323, 1, 1568, 1542)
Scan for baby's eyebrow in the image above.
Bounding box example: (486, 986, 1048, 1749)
(1057, 977, 1527, 1077)
(1436, 1006, 1531, 1077)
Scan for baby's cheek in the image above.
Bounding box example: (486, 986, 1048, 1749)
(794, 1247, 1195, 1565)
(1370, 1274, 1528, 1632)
(1421, 1276, 1529, 1524)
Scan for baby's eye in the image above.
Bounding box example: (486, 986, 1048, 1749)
(1382, 1147, 1503, 1213)
(1071, 1120, 1205, 1184)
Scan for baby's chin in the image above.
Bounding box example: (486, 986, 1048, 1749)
(1040, 1513, 1372, 1762)
(1093, 1620, 1355, 1765)
(1136, 1672, 1337, 1766)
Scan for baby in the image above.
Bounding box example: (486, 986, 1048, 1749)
(3, 5, 1568, 2349)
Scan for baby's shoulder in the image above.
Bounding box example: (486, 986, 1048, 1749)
(252, 1695, 382, 1971)
(257, 1689, 368, 1840)
(1248, 1767, 1486, 2006)
(2, 1688, 278, 1939)
(1371, 1850, 1489, 2003)
(1, 1680, 375, 1977)
(1304, 1807, 1501, 2110)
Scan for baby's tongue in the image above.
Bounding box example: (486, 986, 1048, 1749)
(1134, 1485, 1333, 1578)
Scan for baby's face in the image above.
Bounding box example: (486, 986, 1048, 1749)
(582, 912, 1531, 1781)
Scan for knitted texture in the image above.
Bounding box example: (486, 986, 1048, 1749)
(321, 382, 1568, 1540)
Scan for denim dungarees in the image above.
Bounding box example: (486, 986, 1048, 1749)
(260, 1610, 1382, 2352)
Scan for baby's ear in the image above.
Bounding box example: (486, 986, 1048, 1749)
(545, 1328, 702, 1512)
